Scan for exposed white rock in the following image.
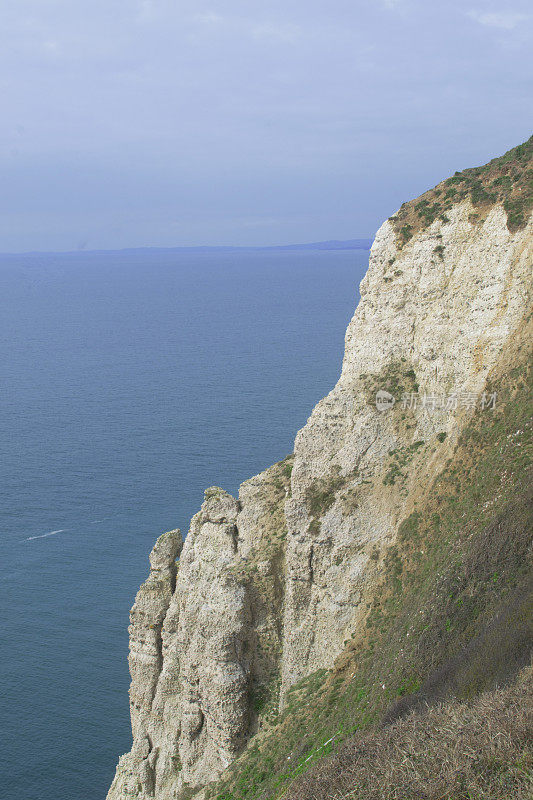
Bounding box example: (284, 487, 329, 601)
(107, 528, 182, 799)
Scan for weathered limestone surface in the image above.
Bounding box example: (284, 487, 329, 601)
(108, 462, 290, 799)
(108, 198, 532, 799)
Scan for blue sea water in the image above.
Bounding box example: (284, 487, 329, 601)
(0, 248, 369, 800)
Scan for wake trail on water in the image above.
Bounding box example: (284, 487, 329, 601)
(21, 515, 118, 541)
(23, 529, 68, 541)
(21, 510, 143, 542)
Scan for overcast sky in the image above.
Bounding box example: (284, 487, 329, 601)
(1, 0, 532, 252)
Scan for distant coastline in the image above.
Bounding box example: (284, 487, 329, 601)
(0, 239, 373, 259)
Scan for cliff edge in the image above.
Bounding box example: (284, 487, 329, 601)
(107, 138, 532, 800)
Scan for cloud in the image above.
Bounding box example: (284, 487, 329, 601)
(251, 23, 301, 44)
(193, 11, 224, 26)
(467, 10, 530, 30)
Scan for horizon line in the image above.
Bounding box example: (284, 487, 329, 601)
(0, 237, 374, 258)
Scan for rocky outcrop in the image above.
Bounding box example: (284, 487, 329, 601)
(108, 462, 290, 799)
(108, 529, 182, 798)
(108, 141, 532, 800)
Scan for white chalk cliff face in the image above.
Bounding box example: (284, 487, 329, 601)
(108, 193, 532, 799)
(281, 200, 531, 693)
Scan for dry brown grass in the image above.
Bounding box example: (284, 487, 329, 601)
(284, 666, 533, 800)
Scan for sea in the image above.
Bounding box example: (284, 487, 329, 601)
(0, 247, 369, 800)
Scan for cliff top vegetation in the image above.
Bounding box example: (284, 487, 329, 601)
(390, 135, 533, 247)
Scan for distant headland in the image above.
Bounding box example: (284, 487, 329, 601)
(0, 239, 373, 259)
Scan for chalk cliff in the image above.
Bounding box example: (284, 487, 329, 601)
(107, 139, 532, 800)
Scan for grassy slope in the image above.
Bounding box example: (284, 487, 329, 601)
(205, 314, 532, 800)
(286, 665, 532, 800)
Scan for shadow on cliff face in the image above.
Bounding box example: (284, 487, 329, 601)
(383, 569, 533, 725)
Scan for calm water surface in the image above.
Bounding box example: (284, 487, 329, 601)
(0, 248, 369, 800)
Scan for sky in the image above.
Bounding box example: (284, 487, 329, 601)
(1, 0, 532, 252)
